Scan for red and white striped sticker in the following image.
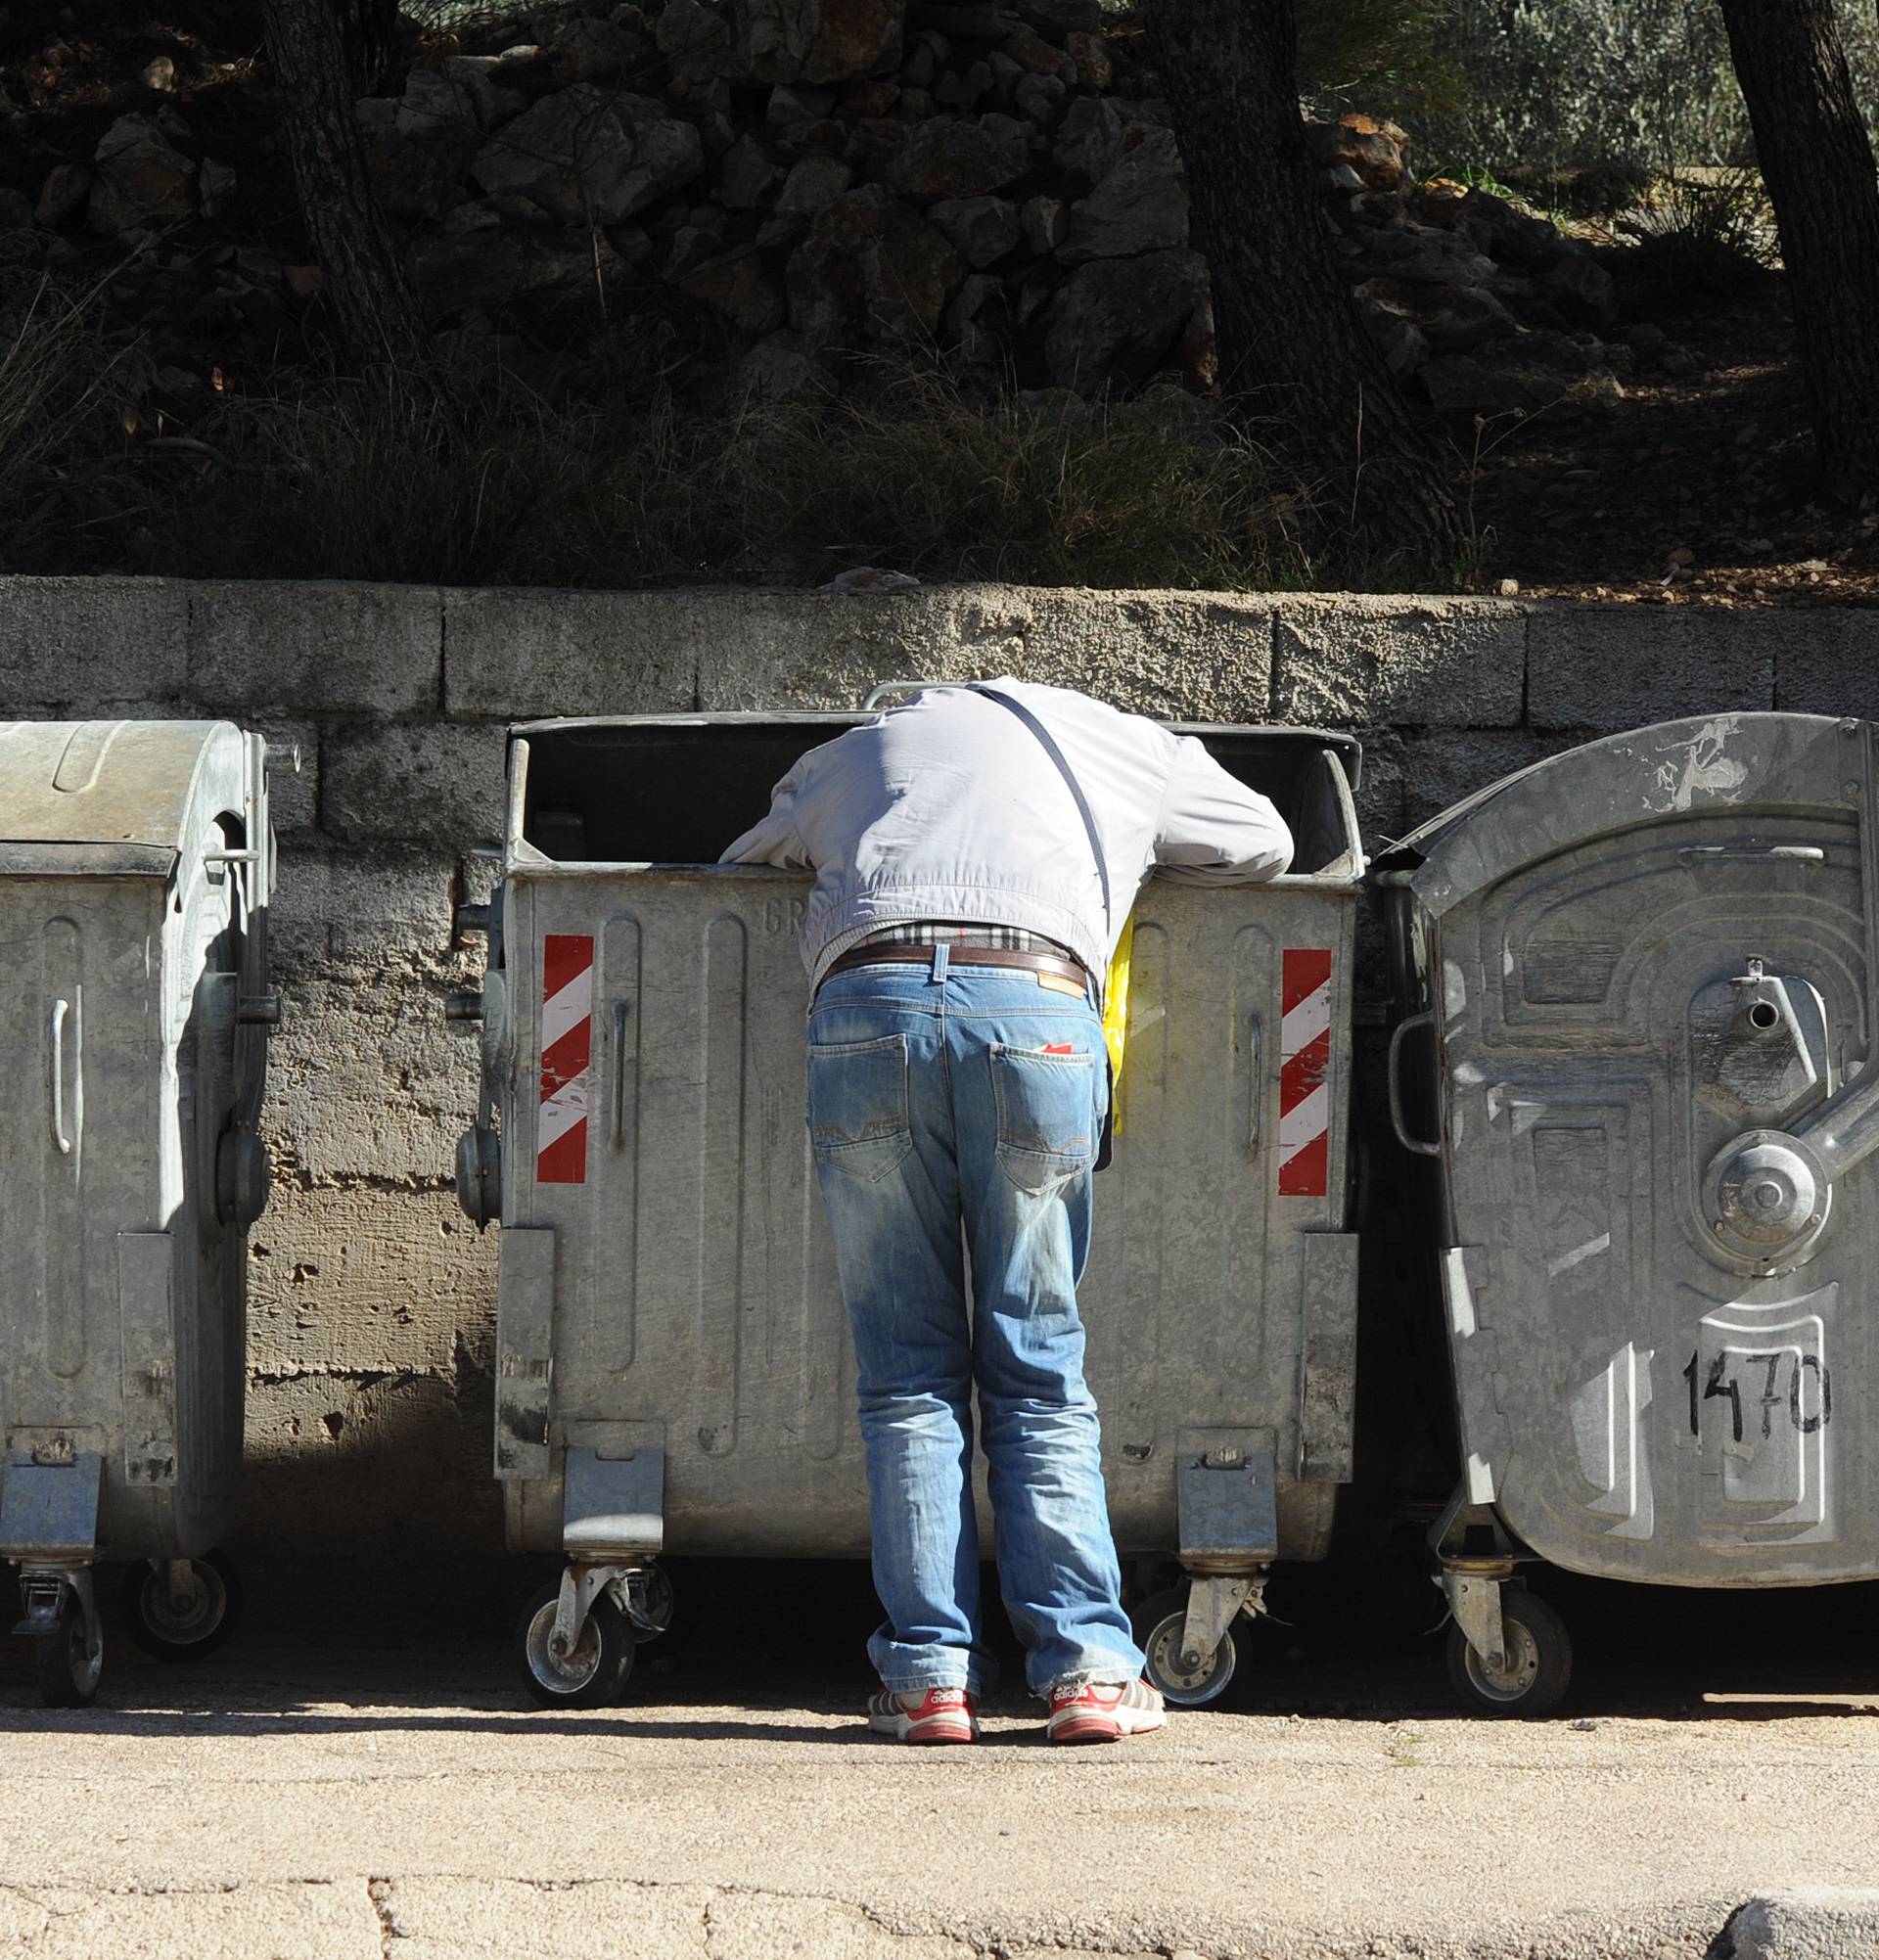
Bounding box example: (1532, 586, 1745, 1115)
(537, 934, 594, 1185)
(1278, 948, 1333, 1197)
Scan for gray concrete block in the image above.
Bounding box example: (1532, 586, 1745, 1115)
(691, 585, 1275, 719)
(248, 1184, 493, 1375)
(1272, 596, 1525, 729)
(238, 1367, 503, 1556)
(250, 717, 319, 835)
(1716, 1891, 1879, 1958)
(323, 721, 508, 848)
(189, 580, 442, 714)
(269, 841, 460, 979)
(1348, 729, 1406, 853)
(265, 978, 481, 1185)
(1528, 601, 1779, 732)
(1774, 612, 1879, 719)
(0, 575, 190, 705)
(443, 586, 698, 719)
(1396, 727, 1582, 834)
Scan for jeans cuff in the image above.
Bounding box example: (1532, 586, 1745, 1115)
(880, 1669, 988, 1697)
(1039, 1666, 1137, 1696)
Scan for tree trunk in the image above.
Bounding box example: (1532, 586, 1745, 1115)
(338, 0, 400, 91)
(1718, 0, 1879, 503)
(1144, 0, 1464, 575)
(262, 0, 441, 383)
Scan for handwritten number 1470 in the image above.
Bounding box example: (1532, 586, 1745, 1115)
(1682, 1349, 1831, 1441)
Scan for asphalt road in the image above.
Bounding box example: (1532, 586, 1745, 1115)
(1, 1558, 1876, 1959)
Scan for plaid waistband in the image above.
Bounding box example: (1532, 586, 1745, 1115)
(854, 921, 1083, 964)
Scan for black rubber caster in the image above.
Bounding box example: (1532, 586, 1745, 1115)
(516, 1579, 634, 1709)
(1131, 1586, 1238, 1707)
(122, 1554, 243, 1663)
(623, 1565, 675, 1646)
(36, 1590, 104, 1709)
(1445, 1588, 1573, 1718)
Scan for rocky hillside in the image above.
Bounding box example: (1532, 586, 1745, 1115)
(0, 0, 1685, 424)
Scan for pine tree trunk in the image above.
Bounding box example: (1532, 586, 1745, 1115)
(262, 0, 440, 383)
(1719, 0, 1879, 503)
(339, 0, 400, 91)
(1143, 0, 1464, 576)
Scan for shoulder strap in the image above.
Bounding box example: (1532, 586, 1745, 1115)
(970, 684, 1111, 934)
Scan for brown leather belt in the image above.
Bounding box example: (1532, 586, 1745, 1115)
(819, 943, 1092, 991)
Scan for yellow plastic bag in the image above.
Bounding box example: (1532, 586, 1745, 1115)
(1102, 912, 1134, 1139)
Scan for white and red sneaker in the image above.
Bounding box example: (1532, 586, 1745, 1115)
(867, 1686, 980, 1744)
(1045, 1678, 1167, 1745)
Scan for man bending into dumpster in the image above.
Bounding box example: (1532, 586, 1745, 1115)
(721, 680, 1292, 1745)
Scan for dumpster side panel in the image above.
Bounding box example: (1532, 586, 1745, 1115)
(500, 864, 1356, 1565)
(1434, 803, 1878, 1585)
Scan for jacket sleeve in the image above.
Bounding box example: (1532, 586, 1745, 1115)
(1151, 736, 1294, 883)
(720, 766, 814, 869)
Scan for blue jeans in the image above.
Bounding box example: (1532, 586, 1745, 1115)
(806, 955, 1145, 1697)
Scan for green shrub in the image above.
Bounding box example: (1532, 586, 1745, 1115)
(1615, 168, 1781, 305)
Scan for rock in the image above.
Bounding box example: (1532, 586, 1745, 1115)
(739, 329, 829, 398)
(719, 132, 783, 206)
(198, 157, 237, 215)
(356, 97, 475, 222)
(786, 181, 965, 342)
(440, 56, 528, 129)
(1015, 0, 1101, 31)
(1420, 329, 1625, 423)
(554, 15, 638, 79)
(911, 4, 1007, 38)
(0, 187, 30, 231)
(776, 153, 852, 215)
(1347, 223, 1503, 295)
(1363, 309, 1427, 378)
(658, 0, 738, 80)
(840, 77, 899, 115)
(1541, 251, 1618, 327)
(1013, 72, 1066, 125)
(930, 193, 1020, 266)
(1022, 192, 1067, 252)
(1661, 343, 1700, 379)
(1000, 23, 1076, 81)
(682, 244, 788, 333)
(822, 566, 921, 590)
(1421, 182, 1566, 272)
(767, 81, 835, 132)
(947, 270, 1007, 359)
(1303, 113, 1409, 194)
(141, 54, 177, 91)
(474, 85, 704, 224)
(885, 114, 1030, 198)
(34, 162, 91, 229)
(1625, 320, 1668, 352)
(1042, 247, 1209, 387)
(413, 228, 625, 318)
(935, 61, 993, 114)
(1064, 30, 1111, 89)
(738, 0, 904, 84)
(1325, 163, 1364, 194)
(1053, 94, 1123, 189)
(397, 68, 481, 139)
(88, 114, 195, 235)
(1354, 276, 1519, 353)
(1060, 122, 1186, 261)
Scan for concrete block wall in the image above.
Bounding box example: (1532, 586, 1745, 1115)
(2, 574, 1872, 1554)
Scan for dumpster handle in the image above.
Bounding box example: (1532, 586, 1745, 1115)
(1388, 1012, 1442, 1159)
(1247, 1012, 1262, 1151)
(48, 996, 76, 1156)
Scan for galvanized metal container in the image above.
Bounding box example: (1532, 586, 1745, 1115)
(1379, 712, 1879, 1715)
(457, 708, 1365, 1708)
(0, 720, 280, 1705)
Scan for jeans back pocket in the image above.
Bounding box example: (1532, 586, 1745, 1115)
(806, 1033, 913, 1183)
(989, 1042, 1100, 1192)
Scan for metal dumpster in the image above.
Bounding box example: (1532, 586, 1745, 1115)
(453, 705, 1364, 1708)
(0, 721, 281, 1706)
(1379, 712, 1879, 1716)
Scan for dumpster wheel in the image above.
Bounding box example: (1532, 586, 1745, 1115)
(35, 1587, 104, 1709)
(1133, 1588, 1238, 1708)
(1445, 1589, 1572, 1719)
(123, 1553, 243, 1663)
(517, 1579, 635, 1709)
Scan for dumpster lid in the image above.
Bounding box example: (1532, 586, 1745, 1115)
(0, 720, 235, 859)
(1376, 712, 1862, 917)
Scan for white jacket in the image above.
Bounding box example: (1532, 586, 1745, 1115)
(721, 680, 1294, 986)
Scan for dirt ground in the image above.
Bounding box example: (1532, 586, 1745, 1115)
(2, 1557, 1877, 1958)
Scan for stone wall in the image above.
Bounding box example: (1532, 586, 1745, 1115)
(3, 574, 1873, 1553)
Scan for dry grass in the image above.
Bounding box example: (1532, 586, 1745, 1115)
(3, 315, 1325, 590)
